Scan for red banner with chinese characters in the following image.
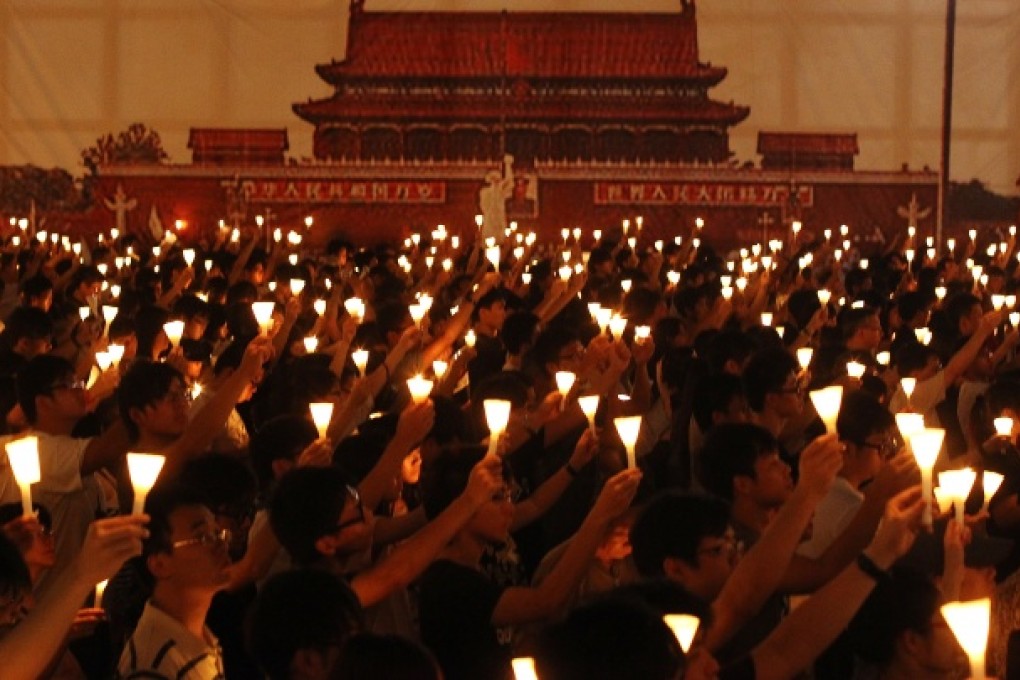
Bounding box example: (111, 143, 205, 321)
(593, 182, 813, 207)
(239, 179, 446, 204)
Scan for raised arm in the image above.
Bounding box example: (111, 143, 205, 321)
(357, 401, 434, 511)
(943, 310, 999, 384)
(510, 429, 598, 531)
(0, 516, 146, 680)
(350, 456, 501, 607)
(705, 435, 842, 652)
(751, 487, 924, 680)
(490, 468, 641, 626)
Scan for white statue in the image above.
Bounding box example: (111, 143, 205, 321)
(102, 184, 137, 234)
(478, 155, 514, 242)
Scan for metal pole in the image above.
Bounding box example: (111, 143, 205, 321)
(937, 0, 957, 247)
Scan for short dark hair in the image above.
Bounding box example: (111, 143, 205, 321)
(691, 373, 747, 433)
(332, 633, 441, 680)
(141, 483, 212, 559)
(630, 492, 730, 577)
(249, 569, 364, 680)
(943, 292, 980, 333)
(176, 455, 256, 521)
(841, 307, 879, 341)
(501, 311, 540, 355)
(847, 567, 939, 667)
(894, 343, 937, 377)
(742, 347, 799, 413)
(250, 415, 319, 493)
(533, 595, 682, 680)
(420, 446, 495, 521)
(16, 354, 75, 423)
(836, 390, 894, 445)
(697, 422, 778, 501)
(117, 360, 184, 441)
(19, 274, 53, 301)
(701, 330, 756, 374)
(269, 466, 354, 566)
(1, 306, 53, 345)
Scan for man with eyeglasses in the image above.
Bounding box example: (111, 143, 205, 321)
(0, 355, 131, 598)
(797, 391, 897, 559)
(118, 484, 232, 679)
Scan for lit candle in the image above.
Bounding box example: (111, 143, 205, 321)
(938, 467, 976, 525)
(290, 279, 305, 296)
(809, 386, 843, 434)
(614, 415, 642, 469)
(796, 347, 813, 372)
(663, 614, 700, 653)
(900, 377, 916, 403)
(126, 452, 166, 515)
(350, 348, 369, 377)
(634, 325, 651, 341)
(183, 249, 195, 267)
(982, 470, 1004, 512)
(108, 343, 125, 367)
(760, 312, 773, 327)
(484, 399, 512, 458)
(846, 361, 865, 379)
(163, 320, 184, 347)
(406, 375, 433, 405)
(432, 360, 448, 380)
(309, 402, 334, 439)
(876, 351, 890, 366)
(252, 302, 276, 336)
(908, 428, 944, 527)
(994, 416, 1013, 437)
(578, 395, 599, 436)
(95, 351, 112, 372)
(555, 371, 576, 411)
(511, 657, 539, 680)
(465, 330, 477, 348)
(608, 315, 627, 341)
(817, 289, 832, 306)
(5, 436, 40, 516)
(303, 336, 318, 354)
(940, 598, 990, 680)
(95, 579, 108, 610)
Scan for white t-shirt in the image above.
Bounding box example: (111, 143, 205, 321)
(888, 370, 947, 425)
(0, 431, 105, 597)
(796, 476, 864, 559)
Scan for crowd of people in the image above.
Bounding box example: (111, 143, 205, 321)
(0, 215, 1017, 679)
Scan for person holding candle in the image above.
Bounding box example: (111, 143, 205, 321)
(185, 340, 266, 457)
(742, 348, 804, 448)
(117, 484, 232, 679)
(797, 391, 898, 558)
(0, 514, 147, 680)
(417, 452, 640, 680)
(117, 338, 271, 482)
(1, 355, 132, 597)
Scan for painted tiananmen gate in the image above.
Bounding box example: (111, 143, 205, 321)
(87, 0, 938, 250)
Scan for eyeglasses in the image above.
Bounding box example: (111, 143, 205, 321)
(171, 527, 232, 550)
(49, 379, 86, 392)
(776, 384, 803, 396)
(334, 486, 366, 533)
(697, 534, 743, 559)
(860, 438, 901, 460)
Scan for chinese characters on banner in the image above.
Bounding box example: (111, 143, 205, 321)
(593, 182, 814, 207)
(239, 179, 446, 204)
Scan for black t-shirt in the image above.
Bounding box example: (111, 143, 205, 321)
(419, 559, 510, 680)
(720, 655, 757, 680)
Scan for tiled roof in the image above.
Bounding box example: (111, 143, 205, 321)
(187, 129, 289, 153)
(293, 93, 749, 125)
(757, 133, 859, 156)
(316, 8, 725, 81)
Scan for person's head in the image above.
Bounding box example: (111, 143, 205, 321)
(250, 414, 320, 494)
(528, 325, 584, 377)
(944, 292, 982, 338)
(331, 633, 441, 680)
(842, 307, 883, 351)
(19, 274, 53, 312)
(836, 391, 897, 484)
(172, 294, 211, 340)
(269, 467, 371, 567)
(68, 266, 103, 302)
(133, 305, 171, 360)
(420, 447, 512, 546)
(691, 373, 751, 434)
(249, 569, 364, 680)
(0, 532, 30, 627)
(1, 307, 53, 359)
(630, 493, 735, 601)
(213, 338, 262, 402)
(742, 347, 802, 418)
(374, 302, 414, 349)
(118, 360, 189, 442)
(142, 484, 231, 597)
(698, 422, 791, 508)
(0, 504, 55, 576)
(176, 455, 257, 559)
(848, 567, 965, 675)
(896, 291, 931, 329)
(16, 354, 88, 425)
(474, 288, 507, 333)
(501, 310, 540, 357)
(701, 330, 756, 375)
(532, 595, 682, 680)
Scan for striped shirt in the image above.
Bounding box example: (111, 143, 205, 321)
(117, 601, 224, 680)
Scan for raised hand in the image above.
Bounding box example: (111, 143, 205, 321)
(796, 433, 843, 499)
(864, 486, 925, 569)
(75, 515, 149, 587)
(588, 468, 642, 525)
(463, 455, 505, 509)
